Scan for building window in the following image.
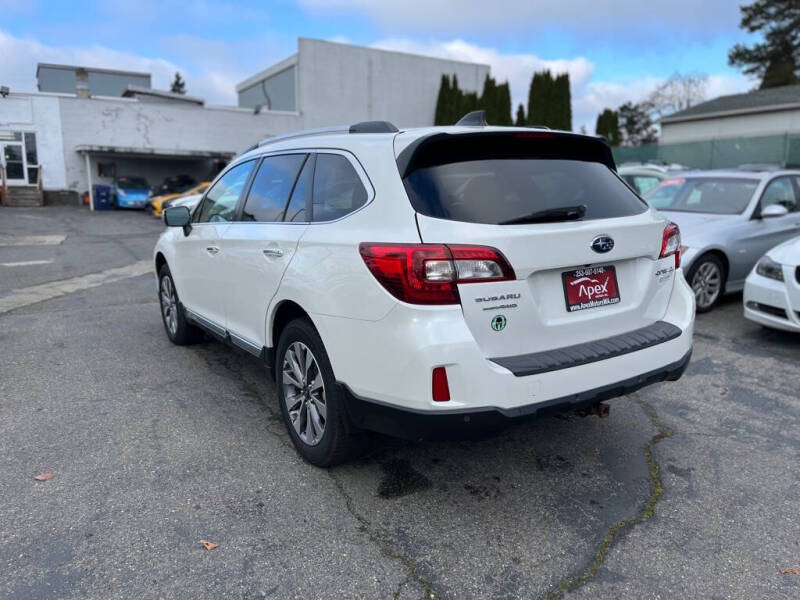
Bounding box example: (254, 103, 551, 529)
(98, 162, 116, 178)
(24, 132, 37, 165)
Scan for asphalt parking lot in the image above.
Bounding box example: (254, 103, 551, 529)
(1, 206, 799, 600)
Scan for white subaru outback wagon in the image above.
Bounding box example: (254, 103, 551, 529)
(155, 116, 695, 466)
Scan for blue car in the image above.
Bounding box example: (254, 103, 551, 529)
(112, 176, 151, 209)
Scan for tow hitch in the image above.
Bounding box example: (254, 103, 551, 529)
(576, 402, 610, 418)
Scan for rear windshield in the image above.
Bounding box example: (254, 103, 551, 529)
(404, 158, 647, 224)
(645, 177, 758, 214)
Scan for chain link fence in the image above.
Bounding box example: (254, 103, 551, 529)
(612, 133, 800, 170)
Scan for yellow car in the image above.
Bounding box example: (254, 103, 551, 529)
(149, 182, 210, 218)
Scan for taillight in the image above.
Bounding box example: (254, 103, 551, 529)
(359, 243, 515, 305)
(659, 222, 681, 268)
(432, 366, 450, 402)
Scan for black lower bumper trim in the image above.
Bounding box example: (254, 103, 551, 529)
(339, 348, 692, 441)
(490, 320, 683, 377)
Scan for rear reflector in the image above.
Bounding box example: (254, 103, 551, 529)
(359, 243, 515, 305)
(659, 222, 681, 268)
(432, 366, 450, 402)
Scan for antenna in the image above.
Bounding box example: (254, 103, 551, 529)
(455, 110, 487, 126)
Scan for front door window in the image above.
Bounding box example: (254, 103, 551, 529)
(2, 143, 26, 182)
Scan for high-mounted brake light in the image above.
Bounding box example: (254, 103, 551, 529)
(359, 243, 515, 305)
(659, 222, 681, 268)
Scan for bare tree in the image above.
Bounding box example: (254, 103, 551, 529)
(647, 72, 708, 119)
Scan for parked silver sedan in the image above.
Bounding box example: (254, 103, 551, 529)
(646, 169, 800, 311)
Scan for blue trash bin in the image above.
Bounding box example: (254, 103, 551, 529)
(93, 185, 112, 210)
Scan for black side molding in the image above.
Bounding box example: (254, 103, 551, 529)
(491, 321, 683, 377)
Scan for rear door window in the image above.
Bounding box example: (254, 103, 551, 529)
(404, 159, 646, 224)
(240, 154, 307, 222)
(312, 154, 368, 222)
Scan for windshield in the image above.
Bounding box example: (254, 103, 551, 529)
(404, 159, 647, 224)
(645, 177, 758, 214)
(160, 176, 196, 194)
(116, 177, 149, 189)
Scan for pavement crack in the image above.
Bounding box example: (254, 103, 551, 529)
(328, 471, 439, 600)
(544, 394, 675, 600)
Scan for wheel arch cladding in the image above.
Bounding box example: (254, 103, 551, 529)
(155, 252, 167, 274)
(271, 300, 315, 351)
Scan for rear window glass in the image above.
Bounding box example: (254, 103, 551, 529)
(312, 154, 368, 222)
(646, 177, 758, 214)
(404, 159, 647, 224)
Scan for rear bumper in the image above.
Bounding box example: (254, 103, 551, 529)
(313, 271, 695, 414)
(340, 348, 692, 440)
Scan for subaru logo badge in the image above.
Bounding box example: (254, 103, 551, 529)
(591, 235, 614, 253)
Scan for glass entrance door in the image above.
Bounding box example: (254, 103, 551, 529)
(2, 143, 27, 183)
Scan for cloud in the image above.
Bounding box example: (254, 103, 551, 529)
(299, 0, 740, 35)
(372, 37, 594, 106)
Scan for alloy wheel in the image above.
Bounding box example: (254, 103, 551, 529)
(282, 341, 327, 446)
(691, 261, 722, 309)
(160, 276, 178, 336)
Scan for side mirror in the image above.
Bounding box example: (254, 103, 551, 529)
(761, 203, 789, 218)
(164, 206, 192, 236)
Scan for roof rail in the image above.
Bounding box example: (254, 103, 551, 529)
(256, 121, 399, 148)
(257, 126, 350, 148)
(455, 110, 487, 126)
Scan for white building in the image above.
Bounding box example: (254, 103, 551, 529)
(0, 38, 489, 207)
(237, 38, 489, 129)
(660, 84, 800, 144)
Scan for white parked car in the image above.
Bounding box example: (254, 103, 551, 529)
(154, 117, 695, 466)
(744, 236, 800, 332)
(161, 193, 202, 218)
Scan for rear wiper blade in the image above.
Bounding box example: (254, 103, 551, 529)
(498, 204, 586, 225)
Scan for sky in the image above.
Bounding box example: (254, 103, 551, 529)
(0, 0, 758, 132)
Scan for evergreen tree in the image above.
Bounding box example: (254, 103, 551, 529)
(728, 0, 800, 88)
(481, 74, 497, 123)
(170, 72, 186, 94)
(554, 73, 572, 130)
(515, 103, 525, 126)
(617, 102, 657, 146)
(595, 108, 621, 146)
(527, 70, 572, 129)
(434, 74, 451, 125)
(495, 82, 512, 125)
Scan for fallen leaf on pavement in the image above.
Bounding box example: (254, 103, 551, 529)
(34, 473, 54, 481)
(779, 567, 800, 576)
(200, 540, 218, 551)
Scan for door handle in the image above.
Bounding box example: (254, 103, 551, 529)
(262, 248, 284, 257)
(206, 246, 220, 255)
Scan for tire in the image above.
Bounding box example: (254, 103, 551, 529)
(276, 318, 363, 467)
(687, 254, 725, 313)
(157, 265, 204, 345)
